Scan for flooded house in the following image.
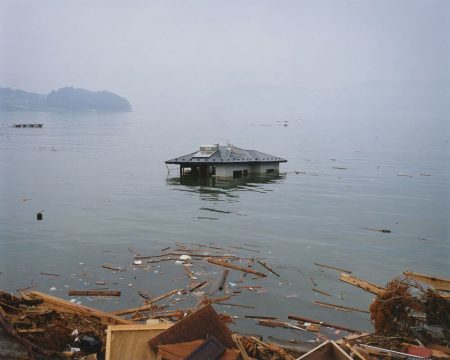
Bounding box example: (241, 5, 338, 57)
(165, 144, 287, 178)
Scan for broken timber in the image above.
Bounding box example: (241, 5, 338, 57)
(23, 291, 133, 325)
(207, 258, 267, 277)
(403, 271, 450, 292)
(314, 263, 352, 274)
(112, 288, 182, 316)
(288, 314, 362, 334)
(68, 290, 121, 297)
(312, 300, 370, 314)
(339, 273, 385, 296)
(257, 260, 280, 277)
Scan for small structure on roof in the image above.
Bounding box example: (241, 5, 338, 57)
(166, 144, 287, 179)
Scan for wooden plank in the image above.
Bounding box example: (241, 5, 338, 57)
(257, 260, 280, 277)
(312, 301, 370, 314)
(312, 288, 332, 297)
(297, 340, 353, 360)
(339, 274, 385, 296)
(314, 263, 352, 274)
(24, 291, 133, 326)
(112, 288, 182, 316)
(207, 258, 267, 277)
(105, 323, 172, 360)
(68, 290, 121, 297)
(288, 314, 362, 334)
(232, 334, 251, 360)
(403, 271, 450, 292)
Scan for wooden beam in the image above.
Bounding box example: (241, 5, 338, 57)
(403, 271, 450, 292)
(314, 262, 352, 274)
(112, 288, 182, 316)
(339, 274, 385, 296)
(312, 300, 370, 314)
(257, 260, 280, 277)
(23, 291, 133, 326)
(288, 314, 362, 334)
(68, 290, 121, 297)
(207, 258, 267, 277)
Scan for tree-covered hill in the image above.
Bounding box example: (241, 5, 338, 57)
(0, 86, 132, 112)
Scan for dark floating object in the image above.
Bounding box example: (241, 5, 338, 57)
(13, 123, 43, 128)
(360, 227, 391, 233)
(36, 212, 43, 220)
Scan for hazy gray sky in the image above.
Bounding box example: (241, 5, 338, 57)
(0, 0, 448, 109)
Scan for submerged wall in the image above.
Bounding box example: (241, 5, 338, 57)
(214, 162, 280, 178)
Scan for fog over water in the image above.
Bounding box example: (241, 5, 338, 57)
(0, 0, 449, 336)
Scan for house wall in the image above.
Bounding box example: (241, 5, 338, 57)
(253, 162, 279, 174)
(214, 162, 280, 178)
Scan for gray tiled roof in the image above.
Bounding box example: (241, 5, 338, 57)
(165, 145, 287, 164)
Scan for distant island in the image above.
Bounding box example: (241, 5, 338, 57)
(0, 86, 132, 112)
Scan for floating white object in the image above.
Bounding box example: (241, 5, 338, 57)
(49, 286, 57, 292)
(133, 260, 142, 265)
(179, 254, 191, 261)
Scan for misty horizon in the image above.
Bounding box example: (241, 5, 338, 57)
(1, 0, 448, 112)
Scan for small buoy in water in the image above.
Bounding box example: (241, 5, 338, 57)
(37, 212, 43, 220)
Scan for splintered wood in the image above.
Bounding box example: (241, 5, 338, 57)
(207, 258, 267, 277)
(339, 274, 385, 295)
(403, 271, 450, 292)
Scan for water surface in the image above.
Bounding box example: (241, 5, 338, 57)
(0, 110, 448, 338)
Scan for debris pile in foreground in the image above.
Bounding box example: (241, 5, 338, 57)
(0, 243, 449, 359)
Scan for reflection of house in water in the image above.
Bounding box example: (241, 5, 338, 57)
(165, 144, 287, 179)
(166, 173, 286, 202)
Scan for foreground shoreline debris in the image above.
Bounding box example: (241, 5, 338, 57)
(0, 242, 448, 359)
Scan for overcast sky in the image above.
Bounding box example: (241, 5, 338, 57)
(0, 0, 448, 109)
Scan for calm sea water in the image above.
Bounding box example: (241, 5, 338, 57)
(0, 110, 448, 339)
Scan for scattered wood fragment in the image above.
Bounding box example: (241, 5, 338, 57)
(216, 302, 256, 309)
(339, 273, 385, 296)
(314, 262, 352, 273)
(312, 288, 332, 297)
(232, 334, 251, 360)
(68, 290, 121, 297)
(207, 258, 267, 277)
(135, 252, 236, 260)
(313, 300, 370, 314)
(0, 306, 58, 359)
(161, 246, 171, 251)
(360, 227, 391, 233)
(244, 315, 278, 320)
(102, 263, 123, 271)
(309, 277, 317, 286)
(24, 291, 133, 325)
(342, 342, 368, 360)
(288, 314, 362, 333)
(39, 272, 61, 277)
(257, 260, 280, 277)
(257, 319, 306, 331)
(189, 281, 208, 292)
(403, 271, 450, 292)
(112, 288, 182, 316)
(16, 328, 46, 333)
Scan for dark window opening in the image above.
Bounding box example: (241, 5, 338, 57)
(243, 169, 248, 176)
(233, 170, 243, 178)
(266, 169, 275, 174)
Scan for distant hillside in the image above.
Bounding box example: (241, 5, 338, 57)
(0, 86, 132, 112)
